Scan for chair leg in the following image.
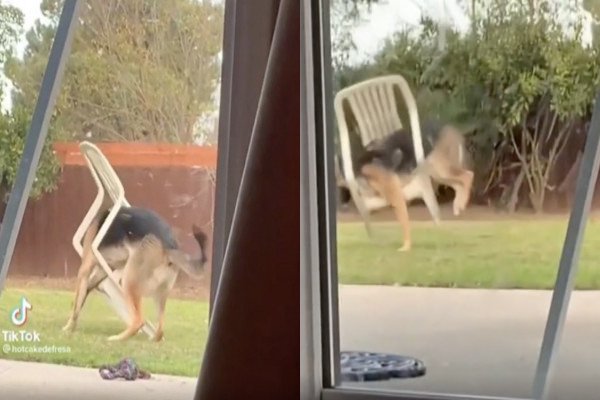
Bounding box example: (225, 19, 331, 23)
(348, 183, 374, 238)
(363, 216, 373, 238)
(419, 176, 441, 225)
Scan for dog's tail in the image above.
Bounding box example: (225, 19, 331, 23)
(168, 224, 208, 279)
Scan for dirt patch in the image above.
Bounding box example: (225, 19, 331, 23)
(5, 275, 210, 302)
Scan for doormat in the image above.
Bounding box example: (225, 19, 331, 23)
(340, 351, 426, 382)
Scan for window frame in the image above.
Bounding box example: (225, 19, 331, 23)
(301, 0, 600, 399)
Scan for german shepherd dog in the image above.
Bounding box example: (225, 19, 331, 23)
(356, 121, 474, 252)
(62, 206, 208, 342)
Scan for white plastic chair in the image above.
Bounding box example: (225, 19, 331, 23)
(334, 75, 441, 236)
(72, 141, 156, 338)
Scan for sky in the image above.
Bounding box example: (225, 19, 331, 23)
(349, 0, 471, 64)
(349, 0, 594, 64)
(4, 0, 42, 53)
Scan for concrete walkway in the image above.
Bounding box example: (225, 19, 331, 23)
(339, 285, 600, 400)
(0, 359, 197, 400)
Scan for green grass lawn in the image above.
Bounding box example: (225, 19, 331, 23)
(337, 218, 600, 289)
(0, 287, 208, 377)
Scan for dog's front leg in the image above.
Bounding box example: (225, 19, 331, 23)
(385, 175, 412, 252)
(362, 164, 412, 251)
(62, 255, 96, 333)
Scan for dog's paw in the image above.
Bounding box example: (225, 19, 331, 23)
(62, 321, 75, 333)
(107, 334, 123, 342)
(397, 244, 411, 252)
(150, 333, 164, 342)
(453, 201, 466, 217)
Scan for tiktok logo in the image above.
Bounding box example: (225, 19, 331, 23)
(10, 297, 32, 327)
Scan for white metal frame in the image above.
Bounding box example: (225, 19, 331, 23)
(73, 141, 156, 338)
(333, 75, 441, 236)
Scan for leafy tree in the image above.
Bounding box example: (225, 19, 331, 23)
(0, 1, 59, 201)
(6, 0, 224, 143)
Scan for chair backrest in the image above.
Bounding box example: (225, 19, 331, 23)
(79, 141, 129, 206)
(333, 75, 425, 183)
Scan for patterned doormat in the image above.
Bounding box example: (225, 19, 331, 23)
(340, 351, 426, 382)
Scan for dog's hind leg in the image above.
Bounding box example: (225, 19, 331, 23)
(459, 170, 474, 212)
(107, 281, 144, 342)
(107, 254, 145, 341)
(424, 155, 474, 216)
(107, 235, 163, 341)
(450, 170, 474, 215)
(152, 291, 169, 342)
(435, 166, 473, 216)
(151, 273, 178, 342)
